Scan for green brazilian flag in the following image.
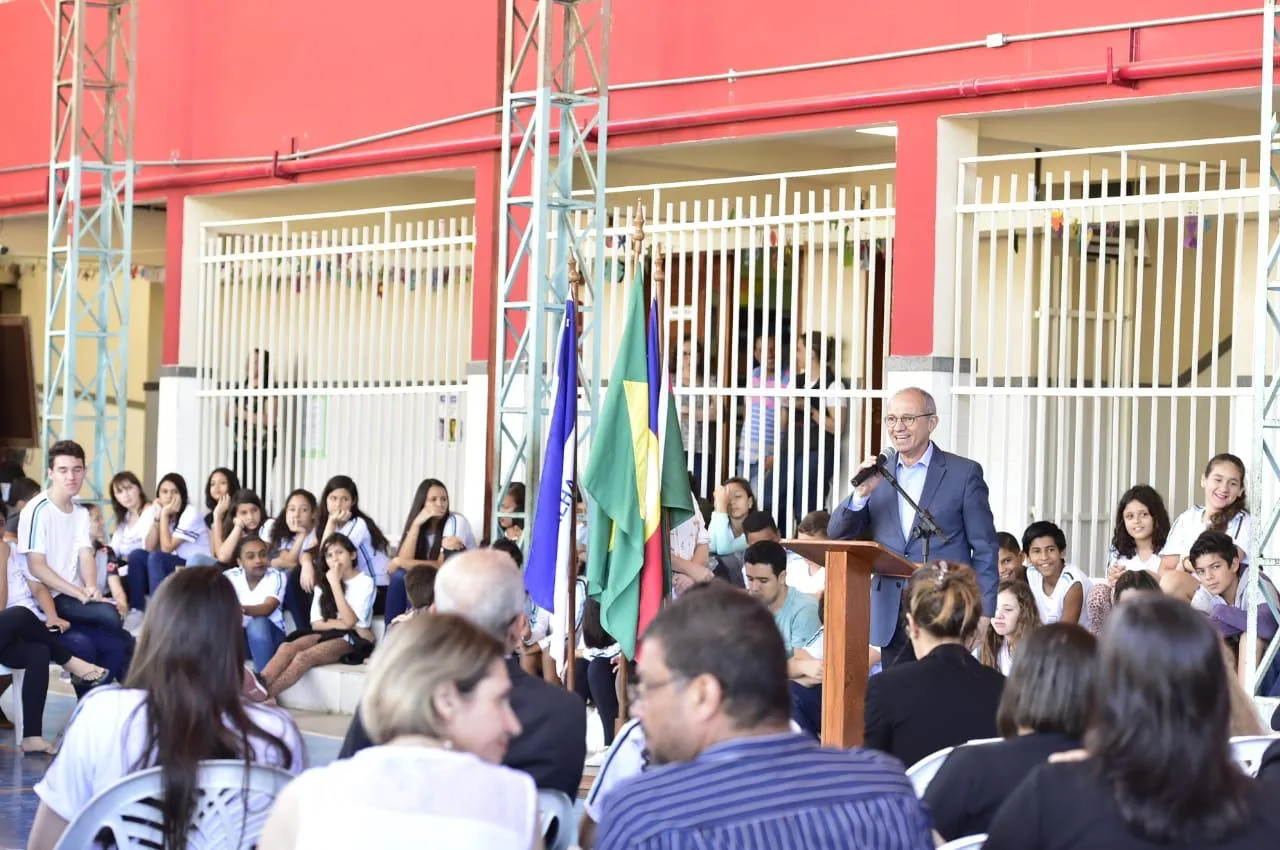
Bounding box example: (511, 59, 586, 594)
(582, 267, 693, 660)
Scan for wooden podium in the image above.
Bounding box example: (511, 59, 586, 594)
(783, 539, 916, 749)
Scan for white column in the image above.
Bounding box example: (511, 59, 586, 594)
(932, 117, 980, 355)
(460, 362, 491, 531)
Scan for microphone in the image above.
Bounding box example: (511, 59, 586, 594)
(851, 447, 896, 489)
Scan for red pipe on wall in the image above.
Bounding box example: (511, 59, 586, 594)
(0, 50, 1265, 212)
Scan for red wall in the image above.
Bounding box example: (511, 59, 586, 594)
(0, 1, 1265, 200)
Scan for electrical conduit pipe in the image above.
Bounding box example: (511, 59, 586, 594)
(0, 50, 1266, 213)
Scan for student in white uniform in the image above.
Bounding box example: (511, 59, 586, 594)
(25, 566, 304, 850)
(297, 475, 391, 593)
(1022, 521, 1083, 625)
(1084, 485, 1171, 635)
(261, 488, 318, 632)
(978, 580, 1042, 675)
(1159, 453, 1252, 602)
(384, 478, 476, 625)
(124, 472, 210, 612)
(258, 533, 376, 699)
(225, 536, 287, 672)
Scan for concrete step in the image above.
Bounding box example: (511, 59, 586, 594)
(276, 662, 367, 714)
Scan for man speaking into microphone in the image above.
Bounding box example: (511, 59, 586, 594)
(827, 387, 998, 668)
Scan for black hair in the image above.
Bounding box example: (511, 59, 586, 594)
(743, 540, 787, 577)
(644, 582, 789, 728)
(5, 476, 40, 509)
(1111, 485, 1172, 558)
(489, 537, 524, 570)
(235, 534, 269, 564)
(266, 489, 317, 555)
(311, 475, 390, 559)
(1187, 531, 1239, 571)
(1113, 569, 1161, 604)
(741, 510, 778, 536)
(796, 510, 830, 537)
(404, 567, 437, 611)
(155, 473, 191, 522)
(223, 489, 266, 539)
(315, 533, 357, 622)
(46, 439, 85, 468)
(996, 623, 1097, 738)
(996, 531, 1021, 555)
(1089, 593, 1252, 843)
(401, 478, 451, 561)
(203, 468, 242, 526)
(1022, 520, 1067, 554)
(107, 471, 148, 526)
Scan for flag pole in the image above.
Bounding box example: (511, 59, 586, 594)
(613, 200, 647, 728)
(565, 257, 583, 695)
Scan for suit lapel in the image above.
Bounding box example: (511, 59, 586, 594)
(874, 474, 908, 549)
(913, 447, 949, 538)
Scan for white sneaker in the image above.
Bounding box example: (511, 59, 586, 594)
(122, 610, 145, 635)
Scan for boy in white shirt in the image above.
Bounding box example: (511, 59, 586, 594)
(224, 536, 287, 671)
(16, 440, 134, 691)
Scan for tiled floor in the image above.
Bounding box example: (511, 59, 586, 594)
(0, 694, 345, 848)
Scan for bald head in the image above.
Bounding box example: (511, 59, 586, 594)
(434, 548, 527, 647)
(891, 386, 936, 413)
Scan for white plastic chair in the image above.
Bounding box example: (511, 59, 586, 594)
(0, 662, 24, 744)
(1229, 734, 1280, 777)
(938, 833, 987, 849)
(907, 737, 1002, 797)
(53, 759, 296, 850)
(907, 745, 956, 797)
(537, 788, 576, 850)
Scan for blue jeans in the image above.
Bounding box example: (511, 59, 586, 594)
(55, 624, 134, 697)
(54, 593, 123, 630)
(243, 618, 286, 672)
(124, 548, 151, 611)
(146, 551, 186, 596)
(282, 567, 310, 634)
(384, 569, 411, 627)
(789, 680, 822, 738)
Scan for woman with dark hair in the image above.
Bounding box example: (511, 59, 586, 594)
(210, 488, 267, 565)
(384, 478, 475, 626)
(863, 562, 1006, 767)
(927, 623, 1098, 841)
(263, 488, 318, 631)
(227, 348, 280, 502)
(791, 332, 846, 522)
(124, 472, 209, 611)
(26, 567, 303, 850)
(297, 475, 391, 593)
(985, 594, 1280, 849)
(573, 595, 622, 747)
(259, 533, 377, 699)
(183, 467, 242, 568)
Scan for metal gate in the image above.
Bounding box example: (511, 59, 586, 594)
(952, 137, 1255, 569)
(195, 200, 475, 530)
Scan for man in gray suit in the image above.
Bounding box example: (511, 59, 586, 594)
(827, 387, 998, 668)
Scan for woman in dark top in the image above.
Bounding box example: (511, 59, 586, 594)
(926, 623, 1097, 841)
(986, 594, 1280, 850)
(863, 561, 1006, 768)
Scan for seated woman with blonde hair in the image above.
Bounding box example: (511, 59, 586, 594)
(259, 612, 539, 849)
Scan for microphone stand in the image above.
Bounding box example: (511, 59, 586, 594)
(874, 462, 950, 562)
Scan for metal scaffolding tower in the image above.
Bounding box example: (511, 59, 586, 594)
(1250, 0, 1280, 715)
(43, 0, 136, 499)
(492, 0, 610, 533)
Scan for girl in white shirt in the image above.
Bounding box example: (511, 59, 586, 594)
(259, 533, 377, 699)
(298, 475, 391, 593)
(210, 488, 266, 565)
(385, 478, 476, 625)
(26, 565, 304, 850)
(124, 473, 209, 612)
(1159, 453, 1251, 602)
(185, 467, 241, 567)
(669, 506, 712, 596)
(263, 488, 318, 633)
(1085, 485, 1171, 634)
(978, 580, 1042, 675)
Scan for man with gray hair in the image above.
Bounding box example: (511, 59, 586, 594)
(337, 548, 587, 797)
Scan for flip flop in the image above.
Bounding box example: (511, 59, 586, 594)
(69, 667, 110, 689)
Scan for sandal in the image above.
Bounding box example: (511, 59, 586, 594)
(21, 738, 58, 755)
(69, 666, 110, 689)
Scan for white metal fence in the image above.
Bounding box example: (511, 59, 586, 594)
(572, 166, 896, 534)
(952, 137, 1256, 571)
(195, 201, 475, 533)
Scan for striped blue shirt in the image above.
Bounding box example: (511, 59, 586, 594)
(595, 732, 933, 850)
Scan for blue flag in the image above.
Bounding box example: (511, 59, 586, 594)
(525, 300, 579, 636)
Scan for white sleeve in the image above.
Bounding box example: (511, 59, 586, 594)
(16, 501, 45, 556)
(584, 720, 648, 821)
(32, 694, 111, 820)
(73, 508, 92, 554)
(346, 576, 376, 628)
(172, 505, 202, 543)
(695, 515, 710, 547)
(346, 517, 372, 549)
(309, 589, 323, 624)
(452, 514, 477, 549)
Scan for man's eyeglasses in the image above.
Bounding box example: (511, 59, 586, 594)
(884, 411, 936, 428)
(628, 675, 682, 704)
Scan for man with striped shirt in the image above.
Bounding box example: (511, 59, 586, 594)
(595, 582, 932, 850)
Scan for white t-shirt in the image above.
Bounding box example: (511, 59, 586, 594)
(225, 566, 287, 631)
(108, 505, 157, 559)
(1109, 549, 1161, 573)
(170, 503, 211, 562)
(786, 553, 825, 596)
(33, 686, 305, 822)
(801, 626, 825, 661)
(289, 745, 536, 850)
(4, 543, 39, 615)
(17, 492, 92, 593)
(1162, 507, 1251, 564)
(309, 571, 376, 635)
(304, 516, 390, 585)
(584, 719, 648, 822)
(669, 511, 710, 560)
(1027, 563, 1083, 624)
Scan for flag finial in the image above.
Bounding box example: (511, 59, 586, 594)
(632, 201, 646, 259)
(654, 244, 666, 286)
(568, 255, 582, 301)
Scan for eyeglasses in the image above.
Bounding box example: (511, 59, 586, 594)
(628, 675, 682, 704)
(884, 411, 936, 428)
